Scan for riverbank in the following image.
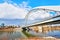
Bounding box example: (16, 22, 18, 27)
(0, 27, 22, 32)
(0, 28, 14, 32)
(15, 37, 60, 40)
(0, 28, 60, 40)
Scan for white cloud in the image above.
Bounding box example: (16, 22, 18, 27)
(0, 1, 60, 21)
(28, 10, 52, 20)
(27, 6, 60, 20)
(0, 1, 32, 19)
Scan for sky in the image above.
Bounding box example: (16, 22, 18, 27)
(0, 0, 60, 19)
(0, 0, 60, 26)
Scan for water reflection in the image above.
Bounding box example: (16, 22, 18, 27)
(47, 30, 60, 38)
(0, 31, 23, 40)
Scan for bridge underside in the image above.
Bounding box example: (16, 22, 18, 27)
(26, 20, 60, 33)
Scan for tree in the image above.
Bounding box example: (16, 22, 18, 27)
(1, 23, 5, 28)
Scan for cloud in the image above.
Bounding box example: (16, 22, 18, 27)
(0, 1, 60, 21)
(27, 6, 60, 20)
(28, 9, 53, 20)
(26, 10, 51, 24)
(0, 1, 32, 19)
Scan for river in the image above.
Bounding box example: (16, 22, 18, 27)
(0, 31, 25, 40)
(46, 30, 60, 38)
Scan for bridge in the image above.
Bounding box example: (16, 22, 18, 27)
(23, 8, 60, 33)
(25, 15, 60, 33)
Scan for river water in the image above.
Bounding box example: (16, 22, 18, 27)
(28, 30, 60, 38)
(46, 30, 60, 38)
(0, 30, 60, 40)
(0, 31, 24, 40)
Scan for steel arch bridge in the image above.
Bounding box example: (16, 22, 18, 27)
(25, 8, 60, 27)
(26, 8, 60, 18)
(22, 8, 60, 33)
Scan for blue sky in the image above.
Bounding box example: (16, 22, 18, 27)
(0, 0, 60, 26)
(0, 0, 60, 7)
(29, 0, 60, 7)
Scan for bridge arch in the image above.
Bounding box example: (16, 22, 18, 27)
(25, 8, 60, 27)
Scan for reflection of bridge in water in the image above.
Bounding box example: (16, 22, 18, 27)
(24, 8, 60, 33)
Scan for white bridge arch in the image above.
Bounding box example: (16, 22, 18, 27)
(25, 8, 60, 27)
